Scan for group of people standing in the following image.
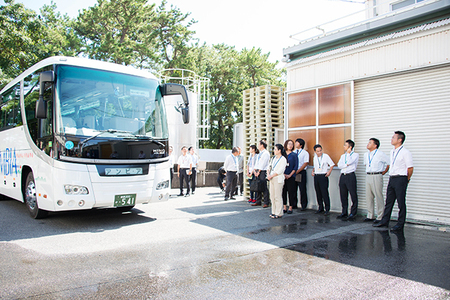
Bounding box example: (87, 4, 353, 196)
(241, 131, 413, 231)
(169, 146, 199, 197)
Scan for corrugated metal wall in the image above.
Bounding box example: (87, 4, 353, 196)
(354, 64, 450, 225)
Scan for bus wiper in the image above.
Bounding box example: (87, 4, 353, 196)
(78, 129, 119, 146)
(119, 131, 165, 146)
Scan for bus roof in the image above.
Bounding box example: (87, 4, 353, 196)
(1, 56, 159, 94)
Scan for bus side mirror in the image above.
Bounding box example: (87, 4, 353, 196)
(181, 107, 189, 124)
(36, 71, 54, 119)
(160, 83, 190, 124)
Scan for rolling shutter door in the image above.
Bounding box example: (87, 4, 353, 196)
(354, 64, 450, 225)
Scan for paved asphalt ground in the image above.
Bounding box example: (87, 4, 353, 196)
(1, 187, 449, 299)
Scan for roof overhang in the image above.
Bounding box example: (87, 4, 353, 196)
(283, 0, 450, 61)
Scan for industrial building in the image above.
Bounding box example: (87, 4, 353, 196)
(283, 0, 450, 225)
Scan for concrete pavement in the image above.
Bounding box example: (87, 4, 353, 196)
(0, 187, 449, 299)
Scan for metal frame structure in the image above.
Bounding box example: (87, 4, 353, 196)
(159, 69, 210, 144)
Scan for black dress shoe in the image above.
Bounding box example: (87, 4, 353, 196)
(373, 219, 381, 224)
(324, 211, 330, 216)
(346, 214, 356, 221)
(287, 210, 293, 214)
(230, 197, 236, 200)
(224, 197, 229, 201)
(300, 208, 307, 211)
(363, 218, 375, 222)
(177, 193, 184, 197)
(336, 213, 348, 219)
(373, 222, 389, 228)
(390, 224, 404, 232)
(315, 209, 324, 214)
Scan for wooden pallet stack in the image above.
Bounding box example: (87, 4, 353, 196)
(242, 85, 285, 199)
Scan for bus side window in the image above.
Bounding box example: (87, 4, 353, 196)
(24, 66, 54, 151)
(0, 83, 21, 131)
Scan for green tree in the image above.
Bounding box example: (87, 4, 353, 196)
(39, 2, 83, 57)
(178, 44, 284, 149)
(151, 0, 196, 69)
(75, 0, 157, 66)
(0, 0, 45, 87)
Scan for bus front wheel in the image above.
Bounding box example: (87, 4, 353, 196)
(24, 172, 48, 219)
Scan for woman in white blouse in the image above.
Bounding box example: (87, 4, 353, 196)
(267, 144, 288, 219)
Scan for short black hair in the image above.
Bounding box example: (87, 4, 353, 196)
(313, 144, 322, 151)
(259, 139, 267, 149)
(369, 138, 380, 149)
(346, 139, 355, 149)
(395, 131, 406, 144)
(188, 146, 193, 151)
(295, 138, 305, 149)
(231, 147, 239, 154)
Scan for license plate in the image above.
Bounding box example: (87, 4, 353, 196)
(114, 194, 136, 207)
(105, 167, 143, 176)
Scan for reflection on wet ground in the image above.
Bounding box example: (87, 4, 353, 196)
(286, 226, 450, 290)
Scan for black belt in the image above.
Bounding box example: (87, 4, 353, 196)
(315, 173, 327, 176)
(390, 175, 407, 178)
(367, 172, 382, 175)
(341, 172, 354, 176)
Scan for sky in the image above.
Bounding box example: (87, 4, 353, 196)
(2, 0, 367, 64)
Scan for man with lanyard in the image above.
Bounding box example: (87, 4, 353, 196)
(177, 146, 193, 197)
(223, 147, 239, 201)
(374, 131, 413, 231)
(188, 146, 199, 195)
(294, 138, 309, 210)
(311, 144, 335, 215)
(364, 138, 390, 223)
(235, 147, 244, 197)
(251, 139, 271, 208)
(337, 139, 359, 221)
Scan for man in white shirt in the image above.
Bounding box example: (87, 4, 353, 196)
(311, 144, 335, 215)
(189, 146, 199, 195)
(223, 147, 239, 201)
(374, 131, 413, 232)
(177, 146, 193, 197)
(295, 138, 309, 211)
(337, 139, 359, 221)
(364, 138, 390, 223)
(235, 147, 244, 196)
(251, 140, 271, 208)
(168, 146, 175, 186)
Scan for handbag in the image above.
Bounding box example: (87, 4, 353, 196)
(250, 177, 266, 192)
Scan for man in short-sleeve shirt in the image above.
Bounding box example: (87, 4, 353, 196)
(374, 131, 413, 232)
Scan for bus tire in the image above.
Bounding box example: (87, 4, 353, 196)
(24, 172, 48, 219)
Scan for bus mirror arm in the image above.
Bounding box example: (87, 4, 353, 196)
(36, 71, 55, 119)
(160, 83, 189, 124)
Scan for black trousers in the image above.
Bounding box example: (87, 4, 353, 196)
(339, 172, 358, 216)
(179, 168, 191, 194)
(190, 168, 197, 192)
(314, 174, 330, 211)
(225, 171, 237, 198)
(170, 168, 173, 186)
(296, 170, 308, 209)
(282, 176, 298, 207)
(381, 176, 408, 227)
(255, 170, 270, 205)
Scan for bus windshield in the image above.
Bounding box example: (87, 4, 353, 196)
(55, 65, 168, 139)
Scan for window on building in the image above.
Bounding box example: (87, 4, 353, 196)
(287, 83, 353, 165)
(391, 0, 425, 11)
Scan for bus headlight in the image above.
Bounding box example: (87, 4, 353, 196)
(156, 180, 169, 190)
(64, 185, 89, 195)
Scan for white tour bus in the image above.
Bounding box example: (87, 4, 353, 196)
(0, 56, 189, 218)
